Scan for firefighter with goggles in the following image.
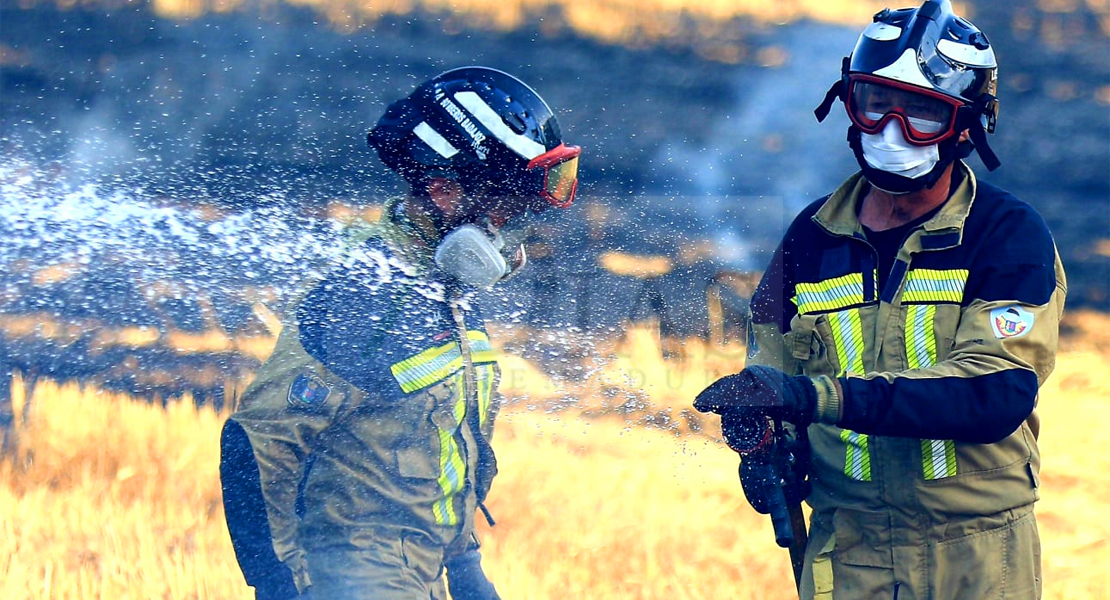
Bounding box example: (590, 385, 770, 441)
(220, 67, 579, 600)
(695, 1, 1065, 598)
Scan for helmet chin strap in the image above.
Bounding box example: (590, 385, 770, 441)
(847, 126, 967, 195)
(960, 96, 1002, 171)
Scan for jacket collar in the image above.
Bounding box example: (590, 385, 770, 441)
(379, 198, 481, 303)
(813, 160, 977, 251)
(340, 196, 437, 273)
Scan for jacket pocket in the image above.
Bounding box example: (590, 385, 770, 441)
(832, 509, 893, 569)
(931, 509, 1040, 599)
(392, 379, 461, 481)
(395, 442, 440, 480)
(805, 510, 897, 600)
(789, 313, 840, 377)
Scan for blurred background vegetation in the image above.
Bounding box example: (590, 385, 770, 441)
(1, 0, 1107, 399)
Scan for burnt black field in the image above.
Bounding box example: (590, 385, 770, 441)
(0, 0, 1107, 400)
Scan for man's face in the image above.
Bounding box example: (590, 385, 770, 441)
(470, 195, 537, 229)
(426, 177, 533, 234)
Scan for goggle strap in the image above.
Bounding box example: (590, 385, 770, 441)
(815, 58, 850, 123)
(814, 79, 844, 123)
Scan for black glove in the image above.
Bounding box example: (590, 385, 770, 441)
(739, 429, 811, 514)
(445, 549, 502, 600)
(694, 365, 819, 428)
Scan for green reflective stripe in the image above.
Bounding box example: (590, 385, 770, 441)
(467, 330, 496, 365)
(432, 376, 468, 525)
(475, 364, 495, 428)
(841, 429, 872, 481)
(391, 341, 463, 393)
(826, 309, 866, 375)
(921, 438, 958, 480)
(905, 304, 956, 479)
(905, 304, 938, 369)
(794, 273, 866, 314)
(902, 268, 967, 304)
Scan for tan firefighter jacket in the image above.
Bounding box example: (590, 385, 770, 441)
(220, 202, 501, 596)
(748, 162, 1066, 597)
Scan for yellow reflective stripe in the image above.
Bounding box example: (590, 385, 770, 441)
(902, 268, 967, 304)
(812, 532, 837, 598)
(475, 364, 494, 428)
(391, 331, 493, 393)
(904, 304, 957, 479)
(905, 304, 938, 369)
(390, 341, 463, 394)
(826, 309, 866, 375)
(794, 272, 866, 314)
(432, 375, 468, 525)
(392, 328, 495, 524)
(467, 330, 496, 364)
(921, 438, 958, 480)
(841, 429, 872, 481)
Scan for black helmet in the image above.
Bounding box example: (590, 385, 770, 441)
(368, 67, 579, 212)
(815, 0, 1001, 172)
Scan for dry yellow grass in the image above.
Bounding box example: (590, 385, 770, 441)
(2, 325, 1109, 599)
(475, 410, 796, 600)
(0, 378, 243, 599)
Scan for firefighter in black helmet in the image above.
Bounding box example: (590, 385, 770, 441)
(696, 2, 1065, 598)
(220, 67, 580, 600)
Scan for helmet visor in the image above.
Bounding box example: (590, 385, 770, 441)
(847, 75, 961, 145)
(526, 143, 580, 208)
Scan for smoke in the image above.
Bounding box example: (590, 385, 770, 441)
(646, 22, 861, 269)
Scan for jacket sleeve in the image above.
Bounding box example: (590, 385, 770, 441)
(221, 320, 356, 596)
(748, 202, 823, 376)
(838, 207, 1067, 444)
(748, 241, 795, 373)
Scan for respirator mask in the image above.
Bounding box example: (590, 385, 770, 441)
(434, 216, 532, 289)
(859, 122, 940, 180)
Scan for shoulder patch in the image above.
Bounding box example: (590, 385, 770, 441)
(288, 372, 331, 409)
(990, 306, 1034, 339)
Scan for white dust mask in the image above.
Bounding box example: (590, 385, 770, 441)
(860, 121, 940, 179)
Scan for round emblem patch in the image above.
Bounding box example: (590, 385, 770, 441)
(989, 306, 1034, 339)
(287, 372, 331, 409)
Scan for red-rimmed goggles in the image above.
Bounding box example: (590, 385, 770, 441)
(526, 143, 580, 208)
(846, 74, 964, 146)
